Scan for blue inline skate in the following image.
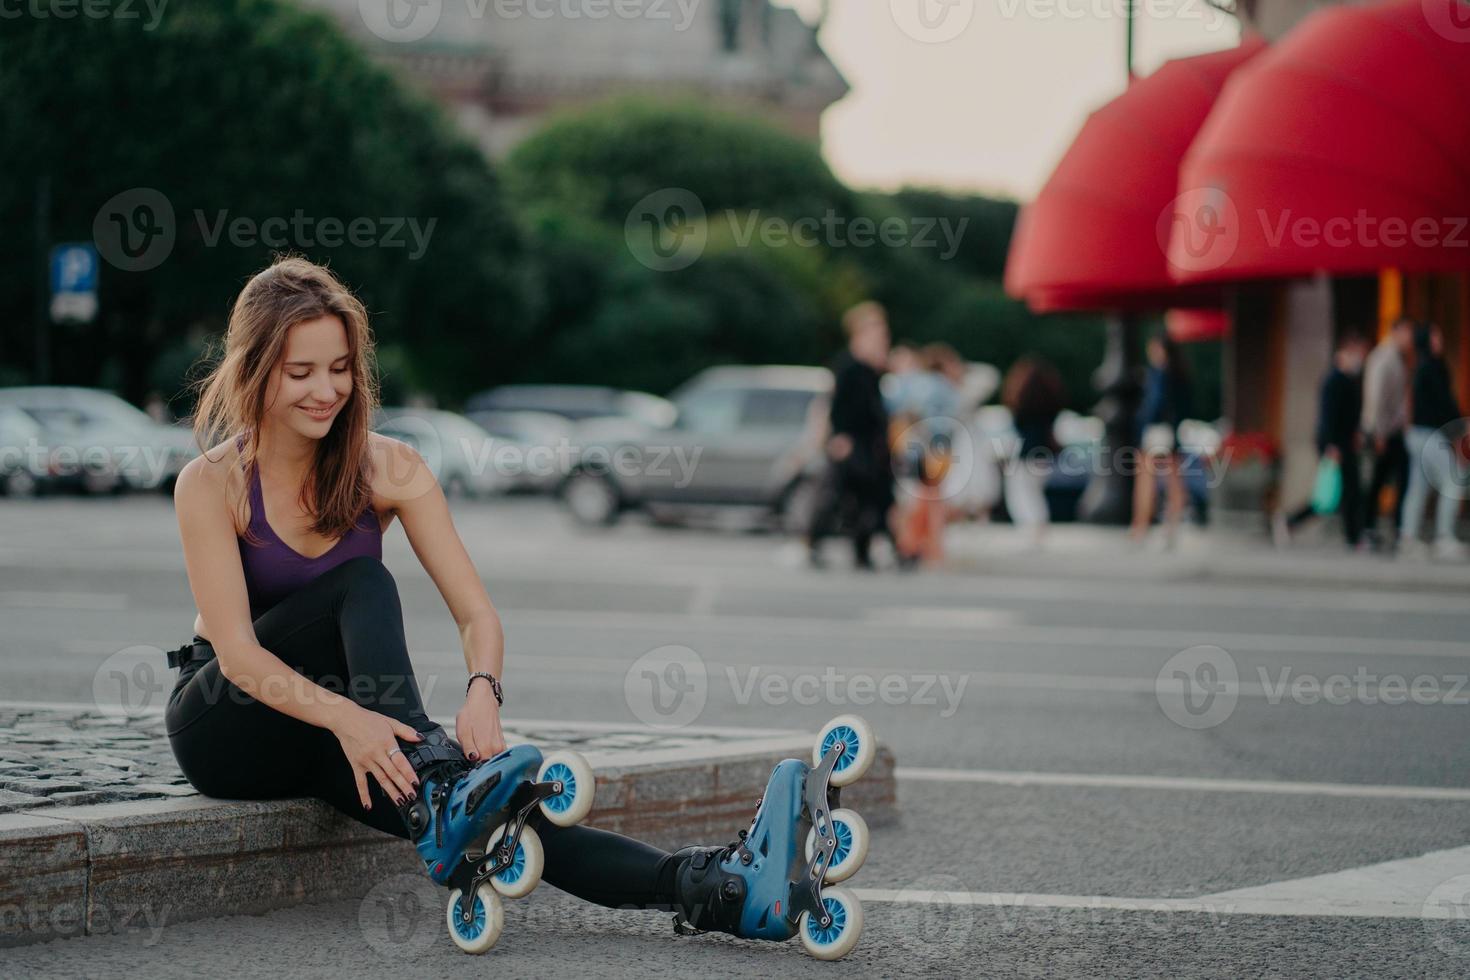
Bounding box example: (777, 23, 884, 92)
(668, 714, 876, 960)
(392, 727, 595, 954)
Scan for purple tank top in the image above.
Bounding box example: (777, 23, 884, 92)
(236, 436, 382, 619)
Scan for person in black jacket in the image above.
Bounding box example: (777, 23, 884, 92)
(1282, 333, 1368, 547)
(1399, 322, 1467, 559)
(807, 301, 896, 570)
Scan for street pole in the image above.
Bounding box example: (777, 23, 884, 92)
(34, 176, 51, 385)
(1079, 5, 1143, 525)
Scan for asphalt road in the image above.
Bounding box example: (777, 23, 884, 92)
(3, 495, 1469, 978)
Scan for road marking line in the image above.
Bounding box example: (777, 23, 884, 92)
(1203, 845, 1470, 910)
(851, 888, 1455, 920)
(0, 591, 128, 610)
(897, 767, 1470, 800)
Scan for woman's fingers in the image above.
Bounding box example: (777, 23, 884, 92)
(374, 757, 416, 804)
(352, 765, 371, 811)
(392, 720, 422, 742)
(390, 748, 419, 790)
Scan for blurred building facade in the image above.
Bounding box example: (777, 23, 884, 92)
(1226, 0, 1468, 512)
(302, 0, 847, 158)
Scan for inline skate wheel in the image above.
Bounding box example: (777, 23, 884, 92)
(537, 750, 595, 827)
(445, 883, 504, 954)
(487, 822, 544, 899)
(803, 807, 869, 884)
(798, 886, 863, 960)
(813, 715, 876, 788)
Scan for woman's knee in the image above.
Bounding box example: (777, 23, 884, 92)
(331, 556, 397, 601)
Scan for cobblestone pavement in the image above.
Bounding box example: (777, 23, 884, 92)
(0, 705, 781, 814)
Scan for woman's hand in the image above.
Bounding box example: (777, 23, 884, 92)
(456, 682, 507, 762)
(331, 703, 423, 809)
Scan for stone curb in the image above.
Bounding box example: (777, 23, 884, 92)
(1, 727, 896, 948)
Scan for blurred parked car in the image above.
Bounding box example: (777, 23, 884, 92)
(0, 387, 196, 494)
(373, 408, 512, 498)
(465, 385, 676, 428)
(559, 365, 832, 530)
(462, 409, 576, 493)
(0, 405, 53, 497)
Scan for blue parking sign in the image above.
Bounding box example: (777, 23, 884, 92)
(50, 243, 99, 323)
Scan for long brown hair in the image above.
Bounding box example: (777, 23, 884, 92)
(187, 256, 381, 545)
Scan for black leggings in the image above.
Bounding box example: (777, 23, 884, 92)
(165, 555, 678, 910)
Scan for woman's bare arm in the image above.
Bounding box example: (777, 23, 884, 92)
(372, 434, 507, 760)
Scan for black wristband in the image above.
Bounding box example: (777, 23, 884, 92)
(467, 671, 503, 706)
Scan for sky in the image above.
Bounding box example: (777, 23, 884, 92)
(777, 0, 1241, 201)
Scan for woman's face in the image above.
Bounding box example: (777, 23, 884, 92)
(262, 315, 353, 440)
(1147, 338, 1166, 368)
(1431, 327, 1445, 357)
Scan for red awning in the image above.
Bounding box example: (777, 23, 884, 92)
(1168, 0, 1470, 283)
(1004, 37, 1266, 314)
(1166, 307, 1231, 343)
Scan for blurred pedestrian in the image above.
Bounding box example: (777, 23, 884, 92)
(1130, 334, 1193, 547)
(891, 343, 964, 565)
(1399, 323, 1468, 561)
(1001, 357, 1065, 547)
(807, 302, 897, 570)
(1361, 317, 1414, 549)
(1279, 333, 1369, 549)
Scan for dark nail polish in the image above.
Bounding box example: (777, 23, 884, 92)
(468, 752, 478, 761)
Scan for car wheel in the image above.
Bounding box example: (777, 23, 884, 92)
(2, 469, 37, 498)
(563, 471, 620, 526)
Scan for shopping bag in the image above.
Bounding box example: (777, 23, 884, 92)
(1310, 457, 1342, 515)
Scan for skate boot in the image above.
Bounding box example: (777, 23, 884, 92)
(669, 715, 875, 960)
(393, 729, 597, 955)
